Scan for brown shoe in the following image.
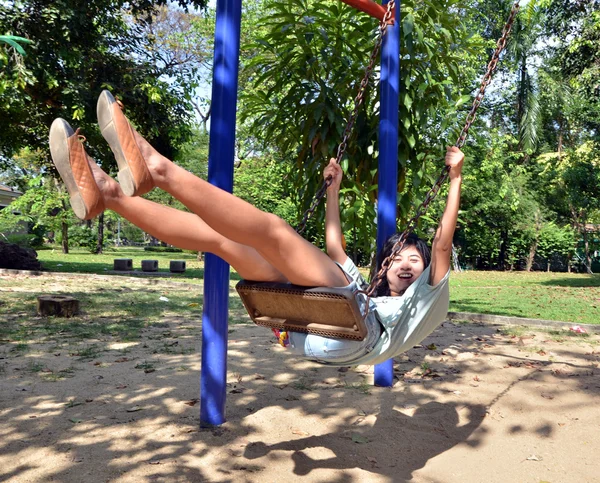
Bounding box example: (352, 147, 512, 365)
(49, 119, 105, 220)
(96, 90, 154, 197)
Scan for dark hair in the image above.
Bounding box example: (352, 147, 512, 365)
(372, 233, 431, 297)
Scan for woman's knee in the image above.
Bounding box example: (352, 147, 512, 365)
(264, 213, 295, 246)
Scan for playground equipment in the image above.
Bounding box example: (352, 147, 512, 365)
(200, 0, 400, 427)
(200, 0, 520, 426)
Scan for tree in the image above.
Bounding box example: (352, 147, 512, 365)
(0, 0, 209, 252)
(536, 144, 600, 272)
(240, 0, 484, 254)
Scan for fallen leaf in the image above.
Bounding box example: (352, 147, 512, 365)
(292, 429, 309, 436)
(526, 454, 542, 461)
(127, 406, 143, 412)
(541, 393, 554, 400)
(351, 434, 369, 444)
(148, 460, 161, 465)
(187, 303, 199, 307)
(69, 418, 83, 424)
(426, 343, 437, 350)
(183, 399, 199, 406)
(116, 384, 128, 389)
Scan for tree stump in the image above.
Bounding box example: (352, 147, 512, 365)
(141, 259, 158, 272)
(170, 260, 186, 273)
(37, 295, 80, 317)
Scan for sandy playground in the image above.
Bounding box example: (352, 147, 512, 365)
(0, 272, 599, 482)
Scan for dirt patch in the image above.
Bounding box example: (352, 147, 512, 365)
(1, 273, 599, 482)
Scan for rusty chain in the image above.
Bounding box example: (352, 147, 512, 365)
(296, 0, 396, 235)
(366, 0, 521, 296)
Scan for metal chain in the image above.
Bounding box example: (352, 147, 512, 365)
(296, 0, 396, 235)
(366, 0, 521, 297)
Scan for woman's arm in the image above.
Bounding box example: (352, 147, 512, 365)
(429, 146, 464, 286)
(324, 158, 348, 265)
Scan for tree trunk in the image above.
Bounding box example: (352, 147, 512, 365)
(451, 244, 462, 272)
(96, 212, 104, 254)
(526, 210, 542, 271)
(547, 260, 551, 272)
(498, 230, 508, 269)
(582, 229, 593, 274)
(526, 239, 537, 271)
(61, 221, 69, 254)
(516, 55, 528, 151)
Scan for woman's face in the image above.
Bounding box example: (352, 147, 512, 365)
(385, 245, 426, 296)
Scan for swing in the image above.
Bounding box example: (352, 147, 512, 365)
(237, 1, 521, 340)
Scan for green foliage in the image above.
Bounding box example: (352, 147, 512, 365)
(0, 1, 209, 175)
(143, 246, 183, 253)
(536, 222, 576, 263)
(233, 155, 297, 225)
(241, 0, 484, 253)
(66, 225, 101, 252)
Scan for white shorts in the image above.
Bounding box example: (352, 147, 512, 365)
(286, 264, 382, 365)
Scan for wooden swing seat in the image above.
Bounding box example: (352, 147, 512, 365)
(236, 281, 369, 341)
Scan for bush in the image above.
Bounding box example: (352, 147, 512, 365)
(4, 233, 39, 248)
(143, 246, 183, 253)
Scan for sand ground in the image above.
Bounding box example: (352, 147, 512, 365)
(1, 273, 599, 482)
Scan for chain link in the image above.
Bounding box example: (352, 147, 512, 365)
(366, 0, 520, 296)
(296, 0, 396, 235)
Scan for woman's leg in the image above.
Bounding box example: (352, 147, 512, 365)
(133, 133, 347, 287)
(91, 163, 287, 282)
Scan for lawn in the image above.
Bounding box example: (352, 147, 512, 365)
(449, 270, 600, 324)
(32, 248, 600, 325)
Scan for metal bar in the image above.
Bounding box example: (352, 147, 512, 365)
(374, 0, 400, 387)
(200, 0, 242, 427)
(339, 0, 391, 21)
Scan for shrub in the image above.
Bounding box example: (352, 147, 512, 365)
(143, 246, 183, 253)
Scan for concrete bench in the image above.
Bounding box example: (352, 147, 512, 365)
(113, 258, 133, 271)
(141, 259, 159, 272)
(170, 260, 186, 273)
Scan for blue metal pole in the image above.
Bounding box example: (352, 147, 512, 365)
(374, 0, 400, 387)
(200, 0, 242, 426)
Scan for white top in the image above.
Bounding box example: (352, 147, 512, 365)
(338, 256, 450, 366)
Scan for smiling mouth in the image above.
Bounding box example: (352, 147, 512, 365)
(398, 273, 413, 279)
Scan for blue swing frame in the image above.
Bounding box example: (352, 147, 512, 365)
(200, 0, 400, 426)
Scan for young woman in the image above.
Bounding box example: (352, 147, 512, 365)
(49, 90, 464, 366)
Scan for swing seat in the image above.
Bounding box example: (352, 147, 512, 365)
(235, 281, 369, 341)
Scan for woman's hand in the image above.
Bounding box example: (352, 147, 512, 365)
(445, 146, 464, 180)
(323, 158, 343, 191)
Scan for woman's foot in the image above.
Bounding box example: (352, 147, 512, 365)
(49, 118, 105, 220)
(96, 90, 156, 197)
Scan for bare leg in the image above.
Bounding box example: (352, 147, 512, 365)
(90, 164, 287, 283)
(133, 135, 348, 287)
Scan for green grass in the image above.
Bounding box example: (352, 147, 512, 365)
(5, 248, 600, 326)
(449, 270, 600, 324)
(35, 247, 242, 281)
